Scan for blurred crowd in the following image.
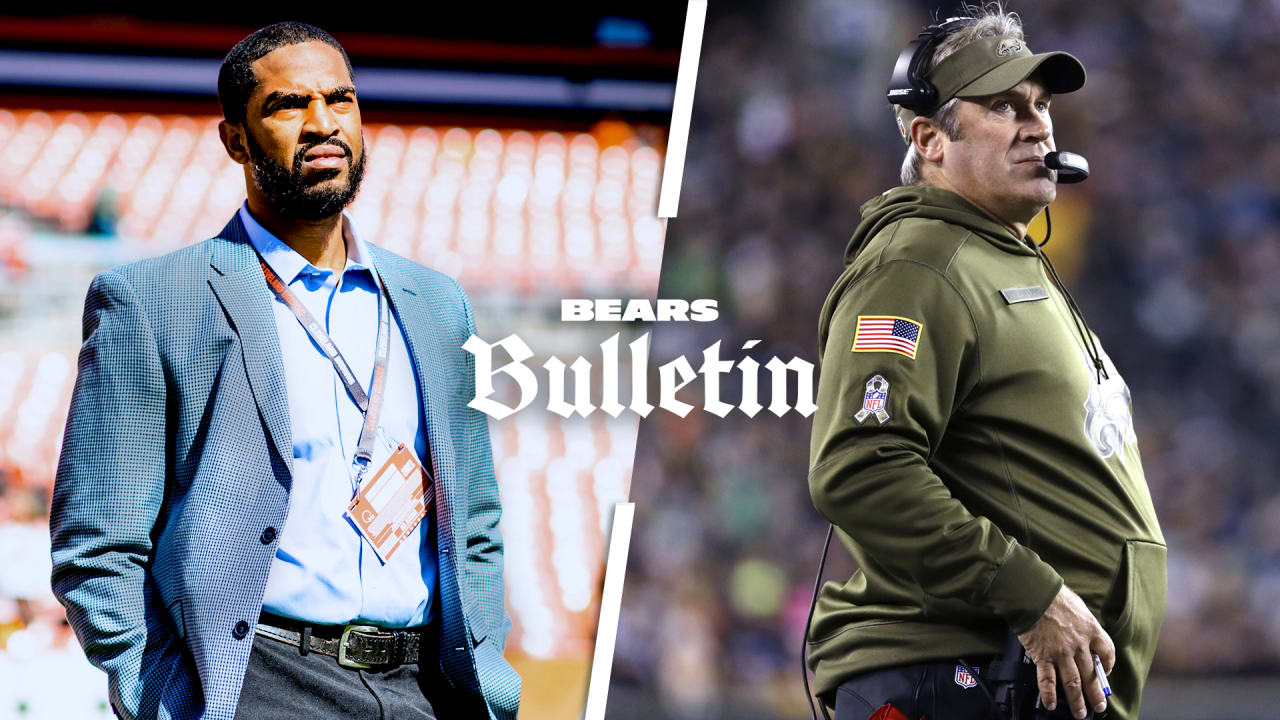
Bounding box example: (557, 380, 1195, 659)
(613, 0, 1280, 717)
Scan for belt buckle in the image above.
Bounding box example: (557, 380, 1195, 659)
(338, 624, 380, 669)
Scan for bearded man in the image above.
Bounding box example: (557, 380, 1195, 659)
(50, 22, 519, 720)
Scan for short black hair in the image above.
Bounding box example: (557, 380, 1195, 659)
(217, 22, 354, 124)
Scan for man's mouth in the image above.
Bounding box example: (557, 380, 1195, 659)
(301, 144, 349, 170)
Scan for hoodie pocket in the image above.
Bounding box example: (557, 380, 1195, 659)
(1104, 540, 1167, 647)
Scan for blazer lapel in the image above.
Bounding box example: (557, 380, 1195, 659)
(370, 249, 459, 517)
(206, 214, 294, 484)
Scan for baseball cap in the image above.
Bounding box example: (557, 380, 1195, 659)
(894, 35, 1086, 145)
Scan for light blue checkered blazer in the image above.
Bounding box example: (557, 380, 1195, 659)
(50, 214, 520, 720)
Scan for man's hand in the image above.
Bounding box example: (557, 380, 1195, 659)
(1017, 585, 1115, 719)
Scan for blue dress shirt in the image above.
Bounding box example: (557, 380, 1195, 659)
(240, 203, 437, 627)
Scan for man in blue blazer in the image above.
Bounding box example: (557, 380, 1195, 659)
(50, 22, 520, 720)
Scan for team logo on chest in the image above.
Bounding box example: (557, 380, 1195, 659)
(1080, 345, 1137, 461)
(854, 374, 891, 424)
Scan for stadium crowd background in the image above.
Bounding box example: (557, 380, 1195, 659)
(0, 8, 680, 718)
(610, 1, 1280, 718)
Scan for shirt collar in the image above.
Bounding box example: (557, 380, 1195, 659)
(238, 201, 375, 285)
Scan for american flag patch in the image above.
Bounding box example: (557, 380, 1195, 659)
(852, 316, 923, 359)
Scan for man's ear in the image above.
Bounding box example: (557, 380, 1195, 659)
(219, 121, 250, 166)
(909, 116, 946, 164)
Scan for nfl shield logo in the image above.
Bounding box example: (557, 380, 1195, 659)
(954, 664, 977, 689)
(855, 375, 892, 424)
(863, 390, 886, 413)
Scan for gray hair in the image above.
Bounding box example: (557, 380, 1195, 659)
(900, 3, 1026, 186)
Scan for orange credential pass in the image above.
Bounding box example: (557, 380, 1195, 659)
(346, 443, 433, 563)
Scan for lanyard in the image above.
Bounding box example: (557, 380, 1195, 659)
(259, 257, 390, 481)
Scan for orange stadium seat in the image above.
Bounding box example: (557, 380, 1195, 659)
(0, 110, 663, 294)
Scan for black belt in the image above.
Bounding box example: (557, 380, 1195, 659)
(256, 611, 434, 669)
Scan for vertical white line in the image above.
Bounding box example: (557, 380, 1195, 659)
(657, 0, 708, 219)
(582, 502, 636, 720)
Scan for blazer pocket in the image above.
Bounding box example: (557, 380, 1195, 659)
(465, 598, 489, 646)
(469, 621, 489, 647)
(448, 378, 474, 398)
(166, 596, 187, 641)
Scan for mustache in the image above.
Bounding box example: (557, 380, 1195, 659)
(293, 138, 353, 169)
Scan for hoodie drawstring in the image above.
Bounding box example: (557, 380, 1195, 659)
(1032, 208, 1109, 385)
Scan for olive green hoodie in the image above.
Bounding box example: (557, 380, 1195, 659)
(807, 186, 1165, 719)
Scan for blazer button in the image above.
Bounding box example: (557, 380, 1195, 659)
(260, 527, 277, 544)
(233, 620, 250, 639)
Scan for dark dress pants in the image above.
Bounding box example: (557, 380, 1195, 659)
(233, 630, 487, 719)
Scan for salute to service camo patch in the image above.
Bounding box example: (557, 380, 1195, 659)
(852, 315, 923, 358)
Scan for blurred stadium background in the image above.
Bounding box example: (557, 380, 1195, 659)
(609, 1, 1280, 719)
(0, 7, 681, 718)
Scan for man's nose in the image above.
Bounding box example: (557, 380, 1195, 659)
(1023, 109, 1052, 144)
(301, 98, 339, 140)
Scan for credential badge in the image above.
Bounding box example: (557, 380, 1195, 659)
(854, 374, 891, 424)
(954, 664, 978, 689)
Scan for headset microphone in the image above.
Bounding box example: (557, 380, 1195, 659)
(1044, 150, 1089, 183)
(1035, 151, 1088, 246)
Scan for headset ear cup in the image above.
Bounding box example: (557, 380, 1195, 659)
(886, 39, 926, 108)
(887, 17, 976, 114)
(905, 34, 936, 112)
(887, 31, 941, 113)
(911, 82, 937, 115)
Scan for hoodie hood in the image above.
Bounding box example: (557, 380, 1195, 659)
(845, 185, 1036, 266)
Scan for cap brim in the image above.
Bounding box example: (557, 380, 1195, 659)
(954, 51, 1085, 98)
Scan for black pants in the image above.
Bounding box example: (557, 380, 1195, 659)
(233, 630, 484, 720)
(831, 657, 1097, 720)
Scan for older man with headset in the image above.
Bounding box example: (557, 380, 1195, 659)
(806, 6, 1165, 720)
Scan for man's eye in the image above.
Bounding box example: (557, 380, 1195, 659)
(994, 100, 1012, 111)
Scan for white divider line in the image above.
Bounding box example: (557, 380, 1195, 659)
(582, 502, 637, 720)
(657, 0, 708, 219)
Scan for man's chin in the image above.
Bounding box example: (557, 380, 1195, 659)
(1019, 178, 1057, 207)
(997, 185, 1055, 229)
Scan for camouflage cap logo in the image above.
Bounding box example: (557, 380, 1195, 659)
(996, 39, 1023, 57)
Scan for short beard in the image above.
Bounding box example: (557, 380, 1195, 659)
(244, 128, 367, 221)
